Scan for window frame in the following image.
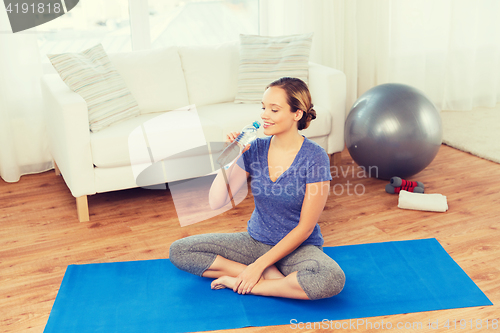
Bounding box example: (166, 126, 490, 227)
(128, 0, 151, 50)
(41, 0, 261, 74)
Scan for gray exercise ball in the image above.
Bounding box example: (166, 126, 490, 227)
(345, 83, 442, 180)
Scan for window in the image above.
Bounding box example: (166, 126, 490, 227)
(37, 0, 132, 57)
(148, 0, 259, 48)
(37, 0, 259, 71)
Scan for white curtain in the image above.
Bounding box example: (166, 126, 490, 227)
(261, 0, 500, 113)
(0, 10, 53, 183)
(260, 0, 358, 113)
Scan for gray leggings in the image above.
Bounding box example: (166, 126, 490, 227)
(169, 232, 345, 300)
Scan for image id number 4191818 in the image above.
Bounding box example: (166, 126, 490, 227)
(2, 0, 78, 33)
(430, 319, 498, 330)
(5, 1, 62, 14)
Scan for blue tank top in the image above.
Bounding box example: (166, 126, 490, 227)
(236, 136, 332, 246)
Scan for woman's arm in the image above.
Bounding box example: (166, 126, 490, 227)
(233, 180, 331, 294)
(208, 132, 250, 210)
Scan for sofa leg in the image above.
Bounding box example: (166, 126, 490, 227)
(54, 160, 61, 176)
(76, 195, 89, 222)
(331, 152, 342, 168)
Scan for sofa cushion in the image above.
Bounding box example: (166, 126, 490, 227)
(178, 41, 239, 107)
(234, 33, 313, 104)
(91, 113, 159, 168)
(108, 47, 190, 115)
(91, 109, 222, 169)
(47, 44, 141, 132)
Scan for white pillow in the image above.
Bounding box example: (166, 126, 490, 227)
(234, 33, 313, 104)
(48, 44, 141, 132)
(108, 46, 190, 114)
(178, 41, 239, 107)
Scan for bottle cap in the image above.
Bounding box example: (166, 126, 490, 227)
(252, 121, 261, 129)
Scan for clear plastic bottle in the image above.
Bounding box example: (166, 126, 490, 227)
(216, 121, 261, 167)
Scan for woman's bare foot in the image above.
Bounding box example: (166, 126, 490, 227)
(211, 265, 283, 292)
(211, 276, 237, 290)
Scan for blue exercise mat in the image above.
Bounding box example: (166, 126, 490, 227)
(44, 238, 492, 333)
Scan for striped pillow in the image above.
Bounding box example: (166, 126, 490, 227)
(48, 44, 140, 132)
(234, 33, 313, 104)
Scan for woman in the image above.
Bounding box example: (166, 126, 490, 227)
(169, 77, 345, 300)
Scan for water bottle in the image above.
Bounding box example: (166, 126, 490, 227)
(216, 121, 261, 167)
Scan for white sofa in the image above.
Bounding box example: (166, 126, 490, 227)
(41, 42, 346, 222)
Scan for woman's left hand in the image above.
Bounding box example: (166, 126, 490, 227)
(233, 263, 265, 295)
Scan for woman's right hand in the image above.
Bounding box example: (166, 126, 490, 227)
(225, 132, 251, 154)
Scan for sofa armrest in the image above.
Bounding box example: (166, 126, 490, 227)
(41, 74, 96, 198)
(308, 62, 346, 155)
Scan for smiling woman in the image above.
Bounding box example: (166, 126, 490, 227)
(263, 77, 316, 132)
(169, 77, 346, 301)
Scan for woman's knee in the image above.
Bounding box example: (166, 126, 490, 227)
(322, 266, 346, 298)
(168, 238, 187, 268)
(169, 237, 218, 276)
(299, 265, 346, 300)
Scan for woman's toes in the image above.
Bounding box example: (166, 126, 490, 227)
(210, 276, 237, 290)
(211, 278, 227, 290)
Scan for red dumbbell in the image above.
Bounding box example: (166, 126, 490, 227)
(385, 176, 424, 194)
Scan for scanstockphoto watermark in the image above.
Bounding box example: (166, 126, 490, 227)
(290, 318, 424, 330)
(246, 162, 378, 198)
(290, 318, 500, 330)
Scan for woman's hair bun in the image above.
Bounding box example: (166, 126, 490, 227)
(307, 106, 317, 122)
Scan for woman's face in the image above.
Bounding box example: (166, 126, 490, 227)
(260, 86, 302, 136)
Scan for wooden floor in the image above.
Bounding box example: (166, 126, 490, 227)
(1, 144, 499, 332)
